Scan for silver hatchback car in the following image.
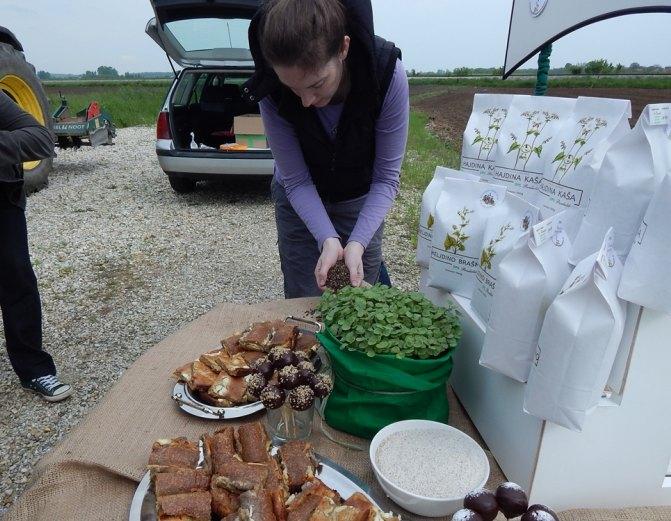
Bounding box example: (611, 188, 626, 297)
(146, 0, 273, 193)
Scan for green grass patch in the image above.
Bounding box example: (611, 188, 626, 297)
(409, 76, 671, 90)
(397, 111, 460, 246)
(44, 83, 170, 127)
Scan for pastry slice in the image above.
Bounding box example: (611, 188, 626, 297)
(239, 322, 274, 352)
(268, 321, 299, 349)
(239, 489, 278, 521)
(236, 422, 271, 463)
(218, 352, 256, 377)
(344, 493, 400, 521)
(173, 362, 193, 383)
(240, 351, 266, 365)
(203, 427, 236, 475)
(211, 456, 269, 493)
(286, 488, 324, 521)
(200, 349, 224, 372)
(294, 333, 319, 356)
(209, 373, 250, 404)
(156, 491, 211, 521)
(195, 389, 233, 408)
(211, 480, 241, 518)
(188, 360, 219, 393)
(278, 441, 318, 493)
(154, 469, 210, 497)
(265, 456, 289, 521)
(221, 333, 244, 355)
(148, 438, 200, 474)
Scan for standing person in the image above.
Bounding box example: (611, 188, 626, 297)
(243, 0, 409, 297)
(0, 91, 72, 402)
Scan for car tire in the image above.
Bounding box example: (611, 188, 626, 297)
(0, 42, 53, 194)
(168, 175, 197, 193)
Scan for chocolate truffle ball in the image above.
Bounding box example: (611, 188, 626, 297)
(311, 373, 333, 399)
(296, 369, 316, 387)
(296, 360, 315, 372)
(451, 509, 484, 521)
(253, 360, 275, 381)
(275, 350, 298, 370)
(260, 385, 285, 409)
(246, 372, 267, 398)
(278, 365, 301, 390)
(268, 347, 291, 364)
(522, 505, 559, 521)
(463, 489, 498, 521)
(251, 356, 269, 370)
(288, 385, 315, 411)
(495, 482, 528, 519)
(294, 351, 310, 362)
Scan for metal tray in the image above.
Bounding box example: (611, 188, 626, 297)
(129, 453, 379, 521)
(172, 317, 325, 420)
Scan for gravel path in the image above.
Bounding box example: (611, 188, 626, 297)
(0, 126, 419, 511)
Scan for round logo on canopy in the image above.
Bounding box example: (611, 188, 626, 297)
(529, 0, 548, 17)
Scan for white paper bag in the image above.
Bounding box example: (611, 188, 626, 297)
(479, 211, 573, 382)
(461, 93, 516, 181)
(571, 103, 671, 262)
(417, 167, 480, 268)
(524, 229, 627, 432)
(492, 95, 576, 202)
(618, 173, 671, 313)
(427, 178, 507, 298)
(538, 96, 631, 217)
(471, 193, 539, 323)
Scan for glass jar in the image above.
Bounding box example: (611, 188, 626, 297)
(265, 402, 314, 443)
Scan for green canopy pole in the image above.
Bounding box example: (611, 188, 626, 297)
(534, 43, 553, 96)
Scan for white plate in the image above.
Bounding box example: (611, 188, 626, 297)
(172, 381, 265, 420)
(128, 453, 379, 521)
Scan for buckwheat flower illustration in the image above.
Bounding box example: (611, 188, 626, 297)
(444, 207, 474, 253)
(507, 110, 560, 169)
(480, 222, 514, 271)
(552, 115, 608, 181)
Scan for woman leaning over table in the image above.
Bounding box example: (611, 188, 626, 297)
(242, 0, 409, 297)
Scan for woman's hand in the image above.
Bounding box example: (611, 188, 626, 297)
(315, 237, 343, 291)
(344, 241, 365, 287)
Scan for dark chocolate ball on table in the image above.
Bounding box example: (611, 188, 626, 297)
(288, 385, 315, 411)
(274, 350, 298, 370)
(260, 385, 285, 409)
(278, 365, 301, 390)
(451, 508, 484, 521)
(246, 372, 267, 398)
(296, 369, 317, 387)
(463, 489, 498, 521)
(311, 373, 333, 399)
(496, 482, 529, 519)
(253, 360, 275, 381)
(268, 347, 291, 364)
(294, 351, 310, 362)
(522, 505, 559, 521)
(296, 360, 315, 372)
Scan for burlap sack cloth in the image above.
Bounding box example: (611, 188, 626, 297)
(4, 298, 670, 521)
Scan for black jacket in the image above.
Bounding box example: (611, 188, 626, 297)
(243, 0, 401, 202)
(0, 91, 54, 209)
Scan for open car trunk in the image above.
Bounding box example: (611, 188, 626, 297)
(170, 69, 266, 151)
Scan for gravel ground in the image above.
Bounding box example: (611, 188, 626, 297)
(0, 126, 420, 511)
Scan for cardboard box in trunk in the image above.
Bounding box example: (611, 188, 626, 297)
(234, 115, 267, 148)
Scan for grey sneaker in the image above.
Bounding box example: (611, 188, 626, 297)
(22, 375, 73, 402)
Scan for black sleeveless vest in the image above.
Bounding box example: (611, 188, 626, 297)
(243, 4, 401, 202)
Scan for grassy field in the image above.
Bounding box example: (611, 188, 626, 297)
(44, 80, 171, 127)
(409, 75, 671, 89)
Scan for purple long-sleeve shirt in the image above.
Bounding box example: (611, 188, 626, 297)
(259, 59, 409, 250)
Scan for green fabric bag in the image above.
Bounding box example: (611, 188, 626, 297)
(317, 327, 454, 439)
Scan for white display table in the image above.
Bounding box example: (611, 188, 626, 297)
(419, 269, 671, 511)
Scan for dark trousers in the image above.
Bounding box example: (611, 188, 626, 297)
(271, 178, 384, 298)
(0, 202, 55, 383)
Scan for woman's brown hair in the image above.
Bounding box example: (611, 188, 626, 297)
(260, 0, 347, 71)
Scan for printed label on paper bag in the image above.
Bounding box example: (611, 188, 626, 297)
(635, 220, 648, 246)
(649, 104, 670, 126)
(532, 212, 565, 246)
(596, 228, 616, 278)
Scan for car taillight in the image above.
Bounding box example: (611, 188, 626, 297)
(156, 111, 171, 140)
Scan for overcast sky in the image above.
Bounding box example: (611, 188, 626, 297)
(3, 1, 671, 74)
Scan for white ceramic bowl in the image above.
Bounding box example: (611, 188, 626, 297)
(369, 420, 490, 518)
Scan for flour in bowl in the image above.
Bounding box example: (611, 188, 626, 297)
(375, 429, 487, 499)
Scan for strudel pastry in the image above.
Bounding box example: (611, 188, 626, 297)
(236, 422, 271, 463)
(154, 469, 210, 496)
(278, 441, 317, 492)
(211, 481, 241, 519)
(211, 456, 269, 493)
(156, 490, 211, 521)
(203, 427, 236, 475)
(148, 438, 200, 474)
(239, 489, 278, 521)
